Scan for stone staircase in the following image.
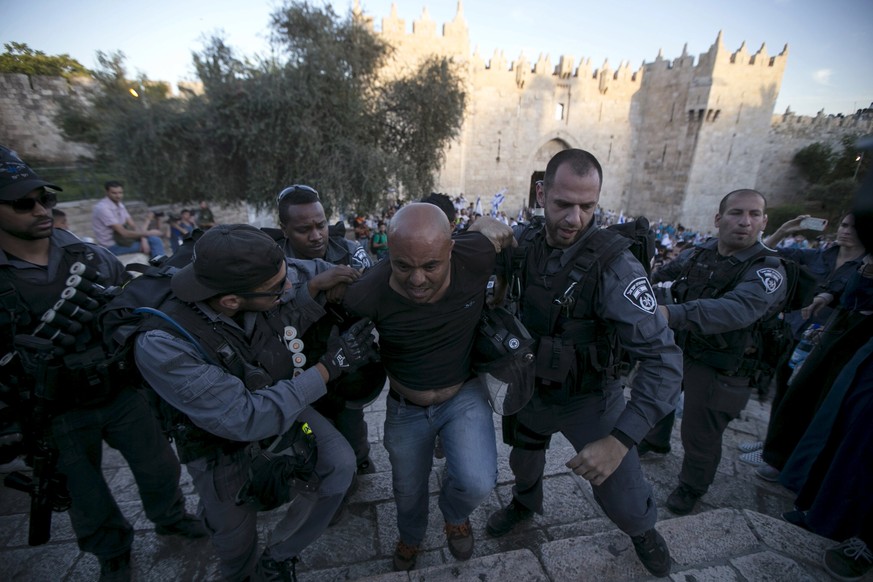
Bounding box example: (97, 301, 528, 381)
(0, 387, 853, 581)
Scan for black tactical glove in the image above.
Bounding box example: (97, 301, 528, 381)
(318, 319, 378, 382)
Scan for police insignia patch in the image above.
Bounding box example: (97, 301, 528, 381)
(623, 277, 657, 313)
(352, 246, 370, 267)
(756, 268, 784, 294)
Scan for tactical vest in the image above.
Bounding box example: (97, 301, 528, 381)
(262, 227, 385, 413)
(670, 245, 783, 374)
(141, 298, 298, 463)
(515, 225, 632, 398)
(1, 243, 123, 405)
(0, 242, 103, 338)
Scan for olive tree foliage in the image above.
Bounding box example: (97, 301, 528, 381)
(792, 135, 869, 185)
(792, 142, 834, 185)
(0, 42, 89, 77)
(56, 1, 466, 212)
(781, 135, 870, 224)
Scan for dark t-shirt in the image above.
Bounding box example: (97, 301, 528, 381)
(343, 232, 495, 390)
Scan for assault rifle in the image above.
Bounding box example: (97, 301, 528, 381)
(3, 335, 71, 546)
(2, 261, 116, 545)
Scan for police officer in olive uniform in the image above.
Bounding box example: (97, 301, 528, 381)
(487, 149, 682, 578)
(641, 188, 789, 516)
(268, 184, 383, 475)
(0, 146, 205, 582)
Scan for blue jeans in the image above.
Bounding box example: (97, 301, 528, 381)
(108, 235, 165, 259)
(384, 378, 497, 545)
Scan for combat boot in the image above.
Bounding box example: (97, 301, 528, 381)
(486, 499, 533, 537)
(255, 551, 298, 582)
(631, 528, 672, 577)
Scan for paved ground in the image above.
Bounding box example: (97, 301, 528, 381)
(1, 385, 865, 581)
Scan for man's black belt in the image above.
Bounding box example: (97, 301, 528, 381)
(388, 389, 429, 408)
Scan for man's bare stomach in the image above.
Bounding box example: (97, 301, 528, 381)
(389, 376, 464, 406)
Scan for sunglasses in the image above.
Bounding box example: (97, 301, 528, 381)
(0, 192, 58, 213)
(236, 277, 287, 300)
(276, 184, 319, 204)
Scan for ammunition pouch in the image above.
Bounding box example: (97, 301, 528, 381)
(533, 319, 618, 404)
(59, 346, 129, 407)
(235, 421, 319, 511)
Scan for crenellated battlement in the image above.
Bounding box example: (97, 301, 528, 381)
(4, 2, 863, 233)
(364, 4, 786, 95)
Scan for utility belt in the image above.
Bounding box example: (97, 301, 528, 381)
(388, 388, 429, 408)
(16, 345, 129, 410)
(165, 416, 248, 465)
(683, 332, 755, 378)
(59, 346, 131, 407)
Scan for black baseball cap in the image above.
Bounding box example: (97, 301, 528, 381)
(171, 224, 286, 302)
(0, 145, 62, 201)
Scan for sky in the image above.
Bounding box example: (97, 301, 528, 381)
(2, 0, 872, 117)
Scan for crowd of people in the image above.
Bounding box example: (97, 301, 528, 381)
(1, 141, 871, 582)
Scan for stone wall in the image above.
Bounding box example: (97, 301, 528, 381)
(757, 111, 873, 206)
(3, 2, 871, 233)
(0, 73, 95, 163)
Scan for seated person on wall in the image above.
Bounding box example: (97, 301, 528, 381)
(169, 208, 196, 253)
(196, 200, 216, 230)
(91, 180, 165, 259)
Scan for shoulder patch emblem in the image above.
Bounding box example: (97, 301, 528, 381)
(756, 267, 784, 294)
(623, 277, 657, 314)
(352, 246, 371, 268)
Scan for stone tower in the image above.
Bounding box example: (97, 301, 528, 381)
(626, 33, 788, 228)
(358, 4, 797, 229)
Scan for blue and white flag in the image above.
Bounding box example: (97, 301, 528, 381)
(489, 189, 506, 217)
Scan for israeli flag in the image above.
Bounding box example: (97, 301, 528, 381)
(491, 189, 507, 210)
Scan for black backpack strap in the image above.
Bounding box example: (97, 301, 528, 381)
(560, 229, 632, 317)
(133, 307, 217, 365)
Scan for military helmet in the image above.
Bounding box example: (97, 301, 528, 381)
(472, 306, 536, 416)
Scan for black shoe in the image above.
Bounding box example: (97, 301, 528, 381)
(823, 538, 873, 581)
(155, 512, 208, 539)
(631, 528, 672, 577)
(255, 552, 299, 582)
(637, 440, 670, 461)
(357, 458, 376, 475)
(782, 509, 810, 531)
(99, 550, 131, 582)
(486, 499, 533, 538)
(666, 484, 701, 516)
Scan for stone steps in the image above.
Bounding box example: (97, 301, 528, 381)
(301, 509, 836, 581)
(0, 387, 846, 581)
